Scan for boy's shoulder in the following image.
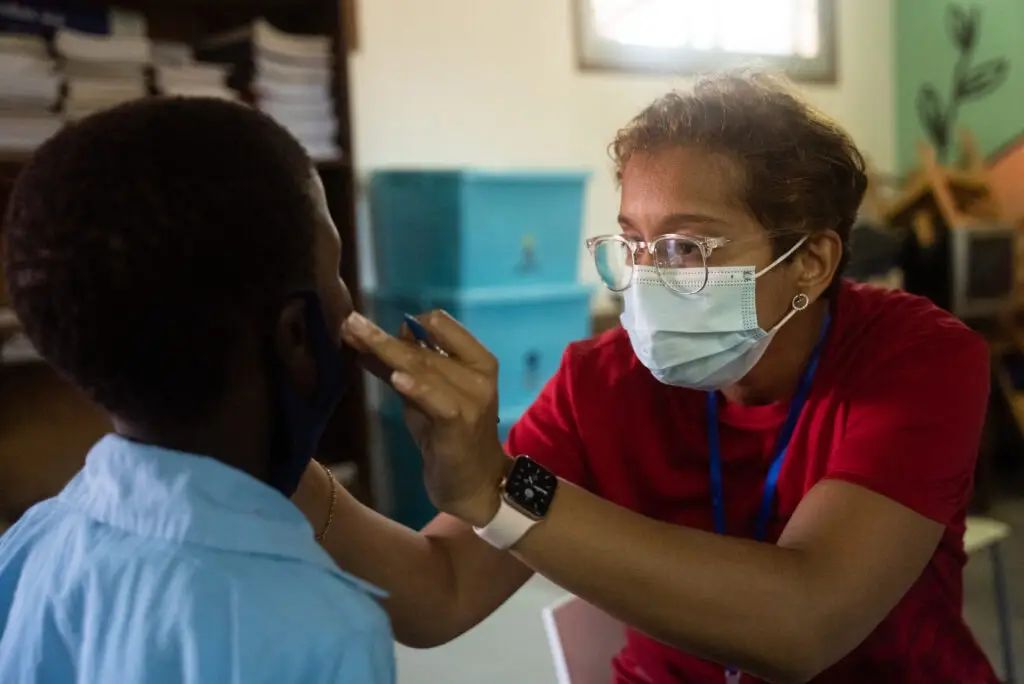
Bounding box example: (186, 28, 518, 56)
(188, 551, 394, 683)
(151, 537, 392, 644)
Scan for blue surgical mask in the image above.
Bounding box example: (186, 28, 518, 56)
(266, 291, 347, 497)
(620, 236, 809, 390)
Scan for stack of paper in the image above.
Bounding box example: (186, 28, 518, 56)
(0, 33, 61, 151)
(1, 332, 42, 365)
(152, 41, 234, 100)
(199, 19, 339, 161)
(56, 27, 151, 119)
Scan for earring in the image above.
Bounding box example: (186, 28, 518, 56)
(792, 293, 810, 311)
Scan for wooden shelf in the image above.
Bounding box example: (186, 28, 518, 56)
(0, 309, 19, 339)
(313, 156, 351, 171)
(1, 340, 44, 366)
(0, 310, 43, 367)
(0, 363, 110, 521)
(0, 151, 32, 167)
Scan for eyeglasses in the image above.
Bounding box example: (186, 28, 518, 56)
(585, 234, 733, 294)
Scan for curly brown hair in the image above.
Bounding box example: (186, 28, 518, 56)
(610, 71, 867, 296)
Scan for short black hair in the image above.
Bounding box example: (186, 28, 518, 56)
(2, 97, 317, 425)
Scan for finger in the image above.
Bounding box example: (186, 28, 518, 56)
(391, 370, 463, 421)
(356, 353, 443, 419)
(346, 315, 425, 354)
(347, 312, 491, 399)
(418, 310, 498, 376)
(342, 312, 430, 375)
(340, 313, 372, 353)
(402, 314, 494, 400)
(398, 318, 444, 355)
(355, 352, 395, 385)
(341, 328, 371, 355)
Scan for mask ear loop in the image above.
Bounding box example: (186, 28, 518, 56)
(768, 293, 810, 334)
(754, 234, 810, 279)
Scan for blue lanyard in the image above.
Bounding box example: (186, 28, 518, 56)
(706, 312, 831, 542)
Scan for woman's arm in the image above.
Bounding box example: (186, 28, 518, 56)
(293, 464, 532, 649)
(303, 449, 940, 682)
(477, 475, 940, 683)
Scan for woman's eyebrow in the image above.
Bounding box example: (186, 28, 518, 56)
(660, 212, 726, 227)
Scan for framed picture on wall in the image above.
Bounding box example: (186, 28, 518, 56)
(573, 0, 837, 82)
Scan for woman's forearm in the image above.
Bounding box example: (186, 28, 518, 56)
(498, 477, 939, 683)
(327, 493, 462, 646)
(293, 466, 532, 648)
(293, 467, 459, 646)
(505, 481, 825, 683)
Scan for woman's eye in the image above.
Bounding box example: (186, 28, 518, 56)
(659, 238, 701, 261)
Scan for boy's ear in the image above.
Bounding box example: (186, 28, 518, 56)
(273, 297, 317, 398)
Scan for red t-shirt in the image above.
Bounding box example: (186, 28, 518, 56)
(507, 280, 996, 684)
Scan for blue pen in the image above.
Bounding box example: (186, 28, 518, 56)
(403, 312, 498, 424)
(403, 313, 448, 357)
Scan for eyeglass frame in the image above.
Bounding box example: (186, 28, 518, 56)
(585, 233, 734, 294)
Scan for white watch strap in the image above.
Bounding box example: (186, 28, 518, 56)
(473, 498, 539, 550)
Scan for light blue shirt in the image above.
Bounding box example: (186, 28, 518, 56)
(0, 434, 395, 684)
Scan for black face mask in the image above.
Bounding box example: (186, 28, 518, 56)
(265, 291, 347, 497)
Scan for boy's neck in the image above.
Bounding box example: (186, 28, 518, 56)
(113, 419, 270, 482)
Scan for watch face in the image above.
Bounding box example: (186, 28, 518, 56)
(505, 456, 557, 519)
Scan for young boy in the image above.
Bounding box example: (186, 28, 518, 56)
(0, 97, 394, 684)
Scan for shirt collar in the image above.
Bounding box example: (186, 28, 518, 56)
(59, 434, 384, 596)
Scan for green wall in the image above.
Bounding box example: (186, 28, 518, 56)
(895, 0, 1024, 172)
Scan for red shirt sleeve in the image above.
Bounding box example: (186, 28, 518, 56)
(824, 329, 990, 525)
(505, 346, 588, 486)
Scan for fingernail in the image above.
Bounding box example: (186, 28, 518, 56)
(345, 312, 372, 334)
(391, 371, 415, 392)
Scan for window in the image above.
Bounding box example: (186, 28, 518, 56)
(573, 0, 836, 82)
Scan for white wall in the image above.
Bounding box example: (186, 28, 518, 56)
(349, 0, 896, 296)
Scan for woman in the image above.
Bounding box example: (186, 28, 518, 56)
(298, 73, 995, 683)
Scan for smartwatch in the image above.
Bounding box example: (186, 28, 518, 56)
(473, 455, 558, 550)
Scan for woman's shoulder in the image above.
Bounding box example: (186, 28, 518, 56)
(832, 280, 989, 376)
(563, 325, 640, 378)
(557, 325, 682, 408)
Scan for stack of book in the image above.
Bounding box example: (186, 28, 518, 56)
(0, 306, 40, 364)
(1, 331, 41, 365)
(0, 33, 61, 151)
(152, 41, 234, 100)
(57, 27, 152, 120)
(198, 19, 339, 161)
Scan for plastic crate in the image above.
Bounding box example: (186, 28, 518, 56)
(369, 170, 589, 293)
(368, 283, 592, 416)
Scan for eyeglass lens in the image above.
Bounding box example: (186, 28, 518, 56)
(592, 236, 708, 294)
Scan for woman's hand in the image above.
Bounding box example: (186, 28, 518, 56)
(341, 310, 509, 526)
(292, 459, 335, 532)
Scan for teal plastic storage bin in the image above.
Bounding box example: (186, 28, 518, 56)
(369, 170, 589, 293)
(368, 283, 593, 416)
(380, 408, 521, 530)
